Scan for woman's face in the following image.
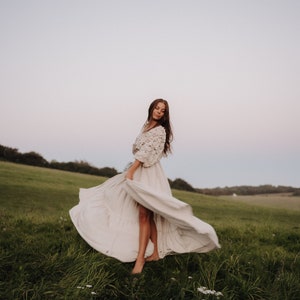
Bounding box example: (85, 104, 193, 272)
(152, 102, 166, 121)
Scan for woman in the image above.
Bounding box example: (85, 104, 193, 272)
(69, 99, 220, 274)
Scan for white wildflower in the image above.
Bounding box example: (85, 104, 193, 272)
(197, 286, 208, 294)
(197, 286, 223, 297)
(86, 284, 92, 288)
(91, 291, 97, 295)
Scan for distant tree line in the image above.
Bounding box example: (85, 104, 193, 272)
(0, 144, 118, 178)
(196, 185, 299, 196)
(1, 144, 299, 195)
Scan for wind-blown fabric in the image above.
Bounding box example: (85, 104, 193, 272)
(69, 126, 220, 262)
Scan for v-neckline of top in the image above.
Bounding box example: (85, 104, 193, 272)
(143, 124, 160, 133)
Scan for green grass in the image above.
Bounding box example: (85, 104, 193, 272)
(220, 193, 300, 211)
(0, 161, 299, 299)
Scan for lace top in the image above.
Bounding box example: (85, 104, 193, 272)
(132, 125, 166, 167)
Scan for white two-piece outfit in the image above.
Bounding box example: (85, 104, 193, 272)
(69, 125, 220, 262)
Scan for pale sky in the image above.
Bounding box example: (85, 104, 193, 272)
(1, 0, 299, 188)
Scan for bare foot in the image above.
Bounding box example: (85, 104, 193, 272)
(131, 258, 145, 274)
(145, 253, 160, 262)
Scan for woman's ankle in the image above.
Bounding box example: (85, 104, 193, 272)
(131, 257, 145, 274)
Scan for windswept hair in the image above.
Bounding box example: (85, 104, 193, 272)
(147, 99, 173, 155)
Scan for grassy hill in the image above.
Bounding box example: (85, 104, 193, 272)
(0, 161, 299, 299)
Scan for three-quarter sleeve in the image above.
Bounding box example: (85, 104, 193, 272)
(132, 126, 166, 167)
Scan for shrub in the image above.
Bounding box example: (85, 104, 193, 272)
(19, 151, 49, 167)
(170, 178, 195, 192)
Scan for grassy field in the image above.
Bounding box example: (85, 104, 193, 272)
(0, 161, 299, 299)
(220, 193, 300, 211)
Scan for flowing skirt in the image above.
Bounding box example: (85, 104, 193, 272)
(69, 162, 220, 262)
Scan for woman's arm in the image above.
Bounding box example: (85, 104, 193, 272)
(125, 159, 142, 180)
(133, 126, 166, 168)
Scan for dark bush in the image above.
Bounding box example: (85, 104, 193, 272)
(0, 145, 21, 162)
(0, 144, 118, 178)
(19, 151, 49, 167)
(170, 178, 195, 192)
(49, 160, 118, 178)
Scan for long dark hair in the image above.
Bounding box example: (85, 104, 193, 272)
(147, 99, 173, 155)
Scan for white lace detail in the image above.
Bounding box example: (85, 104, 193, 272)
(132, 126, 166, 167)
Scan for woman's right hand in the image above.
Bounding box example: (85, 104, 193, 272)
(125, 159, 141, 180)
(125, 171, 134, 180)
